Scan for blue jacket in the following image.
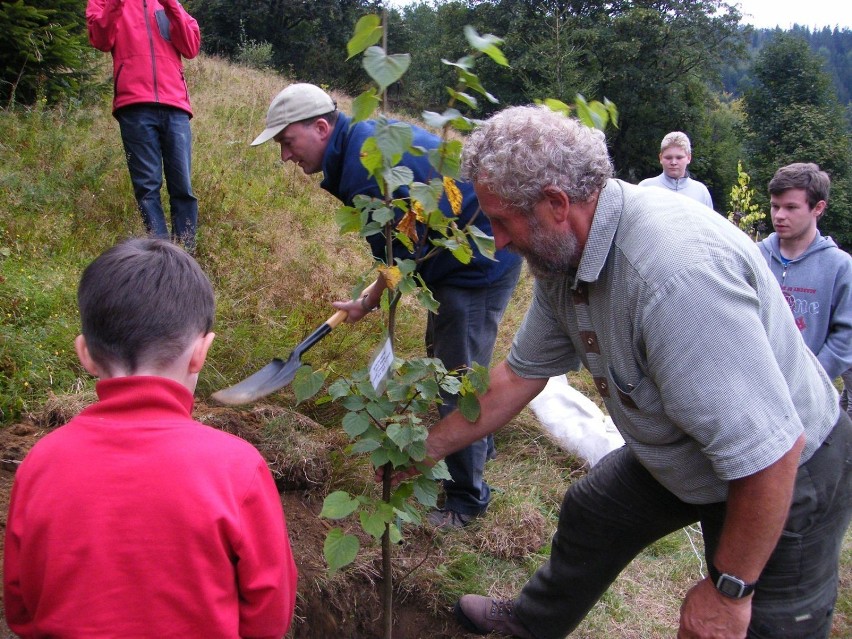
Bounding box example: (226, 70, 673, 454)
(759, 230, 852, 379)
(319, 113, 521, 288)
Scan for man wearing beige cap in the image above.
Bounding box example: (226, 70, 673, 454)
(252, 83, 522, 529)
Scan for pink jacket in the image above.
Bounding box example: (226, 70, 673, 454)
(86, 0, 201, 115)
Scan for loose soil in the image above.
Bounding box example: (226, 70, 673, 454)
(0, 401, 477, 639)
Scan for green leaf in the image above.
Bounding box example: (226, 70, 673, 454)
(359, 137, 384, 178)
(351, 438, 382, 453)
(467, 224, 496, 260)
(387, 446, 410, 468)
(414, 278, 439, 313)
(466, 363, 490, 394)
(410, 181, 441, 213)
(373, 205, 396, 226)
(405, 439, 427, 461)
(458, 392, 481, 422)
(386, 422, 414, 448)
(375, 120, 414, 161)
(342, 411, 371, 438)
(447, 88, 477, 109)
(363, 46, 411, 92)
(423, 460, 452, 481)
(328, 378, 351, 400)
(371, 448, 391, 468)
(394, 230, 415, 252)
(324, 528, 359, 575)
(320, 491, 359, 519)
(383, 165, 415, 196)
(463, 26, 508, 66)
(428, 140, 463, 178)
(293, 366, 326, 404)
(347, 15, 383, 59)
(360, 510, 388, 539)
(412, 475, 440, 508)
(414, 377, 440, 400)
(457, 69, 499, 103)
(335, 205, 366, 235)
(351, 88, 380, 123)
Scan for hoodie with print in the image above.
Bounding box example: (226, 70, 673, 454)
(759, 231, 852, 380)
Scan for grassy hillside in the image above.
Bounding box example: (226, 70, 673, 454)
(0, 55, 849, 638)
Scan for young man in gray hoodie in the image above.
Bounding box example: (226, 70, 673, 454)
(759, 163, 852, 411)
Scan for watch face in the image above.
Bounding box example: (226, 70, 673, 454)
(717, 574, 747, 598)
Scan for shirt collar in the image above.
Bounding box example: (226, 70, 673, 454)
(575, 179, 623, 285)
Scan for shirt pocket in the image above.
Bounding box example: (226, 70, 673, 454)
(608, 365, 664, 416)
(155, 9, 171, 41)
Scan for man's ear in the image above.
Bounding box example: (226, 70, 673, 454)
(542, 186, 571, 224)
(74, 335, 103, 378)
(188, 332, 216, 375)
(314, 117, 332, 142)
(813, 200, 827, 218)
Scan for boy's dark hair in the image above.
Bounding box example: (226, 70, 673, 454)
(78, 238, 214, 374)
(768, 162, 831, 210)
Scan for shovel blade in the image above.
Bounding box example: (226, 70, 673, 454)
(210, 354, 301, 405)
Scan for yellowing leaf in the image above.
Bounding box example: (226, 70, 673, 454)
(411, 199, 427, 222)
(443, 176, 462, 216)
(379, 265, 402, 290)
(397, 209, 419, 243)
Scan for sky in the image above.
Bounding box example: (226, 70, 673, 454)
(736, 0, 851, 30)
(385, 1, 851, 31)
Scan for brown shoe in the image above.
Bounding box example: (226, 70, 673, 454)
(426, 508, 474, 529)
(454, 595, 535, 638)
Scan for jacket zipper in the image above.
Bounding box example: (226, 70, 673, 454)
(142, 0, 159, 102)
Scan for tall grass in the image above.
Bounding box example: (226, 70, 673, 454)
(0, 55, 848, 637)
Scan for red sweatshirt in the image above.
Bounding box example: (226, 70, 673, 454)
(86, 0, 201, 115)
(3, 376, 297, 638)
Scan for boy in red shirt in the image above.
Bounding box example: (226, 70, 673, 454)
(4, 239, 297, 638)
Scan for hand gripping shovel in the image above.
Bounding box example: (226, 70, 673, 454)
(211, 310, 348, 405)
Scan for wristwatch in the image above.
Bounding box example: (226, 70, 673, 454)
(708, 564, 756, 599)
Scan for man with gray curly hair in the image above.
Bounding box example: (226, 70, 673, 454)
(413, 106, 850, 638)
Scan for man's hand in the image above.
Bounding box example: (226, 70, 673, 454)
(374, 460, 431, 486)
(678, 577, 751, 639)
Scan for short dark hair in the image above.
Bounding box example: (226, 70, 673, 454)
(768, 163, 830, 210)
(301, 110, 338, 127)
(78, 239, 215, 374)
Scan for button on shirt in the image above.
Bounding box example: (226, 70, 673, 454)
(507, 179, 838, 504)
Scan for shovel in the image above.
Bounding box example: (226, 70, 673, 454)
(210, 309, 348, 405)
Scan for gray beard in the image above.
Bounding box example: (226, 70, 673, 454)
(511, 219, 580, 279)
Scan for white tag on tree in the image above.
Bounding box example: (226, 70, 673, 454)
(369, 337, 394, 392)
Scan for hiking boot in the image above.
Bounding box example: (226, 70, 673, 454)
(426, 508, 474, 529)
(454, 595, 535, 638)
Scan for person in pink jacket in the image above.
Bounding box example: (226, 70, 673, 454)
(86, 0, 201, 252)
(4, 238, 298, 638)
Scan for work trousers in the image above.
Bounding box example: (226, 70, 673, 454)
(426, 260, 522, 516)
(515, 411, 852, 638)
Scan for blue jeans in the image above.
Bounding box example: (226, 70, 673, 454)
(116, 105, 198, 251)
(426, 260, 522, 516)
(514, 412, 852, 639)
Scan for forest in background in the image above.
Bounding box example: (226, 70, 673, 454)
(1, 0, 851, 246)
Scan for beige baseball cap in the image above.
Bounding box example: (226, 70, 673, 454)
(250, 83, 337, 146)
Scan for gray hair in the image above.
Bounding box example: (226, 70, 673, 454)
(461, 105, 612, 211)
(660, 131, 691, 155)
